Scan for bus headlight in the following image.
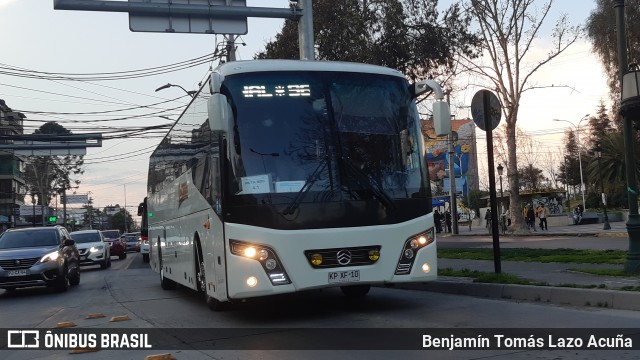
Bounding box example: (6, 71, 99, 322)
(229, 240, 291, 286)
(243, 247, 257, 258)
(395, 229, 434, 275)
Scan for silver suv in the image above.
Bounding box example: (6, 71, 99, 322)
(0, 226, 80, 292)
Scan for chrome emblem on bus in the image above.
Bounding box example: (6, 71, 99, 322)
(336, 250, 352, 265)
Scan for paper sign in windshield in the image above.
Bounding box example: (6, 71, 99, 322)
(239, 175, 271, 194)
(275, 181, 305, 193)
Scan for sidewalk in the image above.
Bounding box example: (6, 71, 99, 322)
(441, 218, 629, 237)
(402, 220, 640, 311)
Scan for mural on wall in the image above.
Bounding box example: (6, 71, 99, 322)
(528, 195, 565, 215)
(421, 118, 477, 197)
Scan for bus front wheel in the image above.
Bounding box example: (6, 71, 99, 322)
(160, 268, 177, 290)
(340, 284, 371, 298)
(206, 295, 230, 311)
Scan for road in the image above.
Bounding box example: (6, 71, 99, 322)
(1, 251, 639, 359)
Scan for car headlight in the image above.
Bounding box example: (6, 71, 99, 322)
(89, 246, 104, 253)
(40, 251, 60, 263)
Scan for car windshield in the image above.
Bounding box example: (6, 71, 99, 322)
(124, 236, 138, 242)
(0, 230, 58, 249)
(101, 231, 120, 239)
(70, 233, 101, 244)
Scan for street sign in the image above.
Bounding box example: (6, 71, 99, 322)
(471, 90, 502, 131)
(19, 205, 45, 216)
(62, 194, 89, 204)
(128, 0, 248, 35)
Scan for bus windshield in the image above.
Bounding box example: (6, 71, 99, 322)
(222, 71, 429, 212)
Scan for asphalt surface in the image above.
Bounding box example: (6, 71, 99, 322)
(404, 220, 640, 311)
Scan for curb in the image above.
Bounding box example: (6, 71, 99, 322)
(444, 232, 628, 238)
(393, 280, 640, 311)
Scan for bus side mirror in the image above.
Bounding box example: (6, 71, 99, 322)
(432, 101, 451, 136)
(411, 79, 451, 136)
(137, 203, 144, 216)
(208, 94, 231, 133)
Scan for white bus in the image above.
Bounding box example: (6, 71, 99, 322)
(147, 60, 451, 310)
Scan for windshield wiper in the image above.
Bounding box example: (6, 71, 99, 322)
(341, 156, 395, 211)
(281, 157, 328, 215)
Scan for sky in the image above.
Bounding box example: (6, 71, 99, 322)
(0, 0, 612, 223)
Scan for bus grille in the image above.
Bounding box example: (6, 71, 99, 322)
(304, 246, 381, 269)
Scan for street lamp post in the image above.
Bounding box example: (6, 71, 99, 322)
(497, 163, 504, 232)
(155, 83, 196, 97)
(616, 0, 640, 274)
(553, 115, 589, 212)
(595, 148, 611, 230)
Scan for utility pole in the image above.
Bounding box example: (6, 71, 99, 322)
(226, 35, 237, 62)
(124, 185, 128, 233)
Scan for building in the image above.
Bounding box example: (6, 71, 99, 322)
(0, 99, 26, 229)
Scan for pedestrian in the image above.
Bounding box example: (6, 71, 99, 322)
(485, 209, 492, 230)
(537, 203, 548, 230)
(526, 206, 536, 231)
(434, 209, 442, 233)
(445, 211, 452, 233)
(573, 205, 583, 225)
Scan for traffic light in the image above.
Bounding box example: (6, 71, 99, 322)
(48, 216, 57, 223)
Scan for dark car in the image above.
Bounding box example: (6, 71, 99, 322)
(70, 230, 111, 269)
(122, 232, 141, 252)
(0, 226, 80, 292)
(100, 230, 126, 259)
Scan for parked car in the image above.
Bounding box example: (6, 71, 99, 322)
(140, 238, 149, 263)
(122, 232, 141, 252)
(70, 230, 110, 269)
(100, 230, 126, 259)
(0, 226, 80, 292)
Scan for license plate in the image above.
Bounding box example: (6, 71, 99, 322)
(328, 270, 360, 284)
(7, 269, 27, 277)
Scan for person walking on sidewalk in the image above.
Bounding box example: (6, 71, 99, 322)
(434, 210, 443, 233)
(445, 210, 452, 233)
(537, 203, 548, 230)
(485, 208, 492, 232)
(526, 205, 536, 231)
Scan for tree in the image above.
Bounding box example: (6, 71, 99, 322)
(256, 0, 481, 84)
(539, 147, 562, 188)
(23, 122, 84, 205)
(586, 102, 614, 151)
(586, 0, 640, 129)
(517, 164, 545, 192)
(463, 0, 580, 232)
(557, 130, 581, 192)
(585, 131, 640, 198)
(109, 210, 136, 233)
(461, 188, 487, 217)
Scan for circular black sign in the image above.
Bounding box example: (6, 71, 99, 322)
(471, 90, 502, 131)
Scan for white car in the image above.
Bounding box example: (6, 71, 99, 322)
(70, 230, 111, 269)
(140, 237, 150, 263)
